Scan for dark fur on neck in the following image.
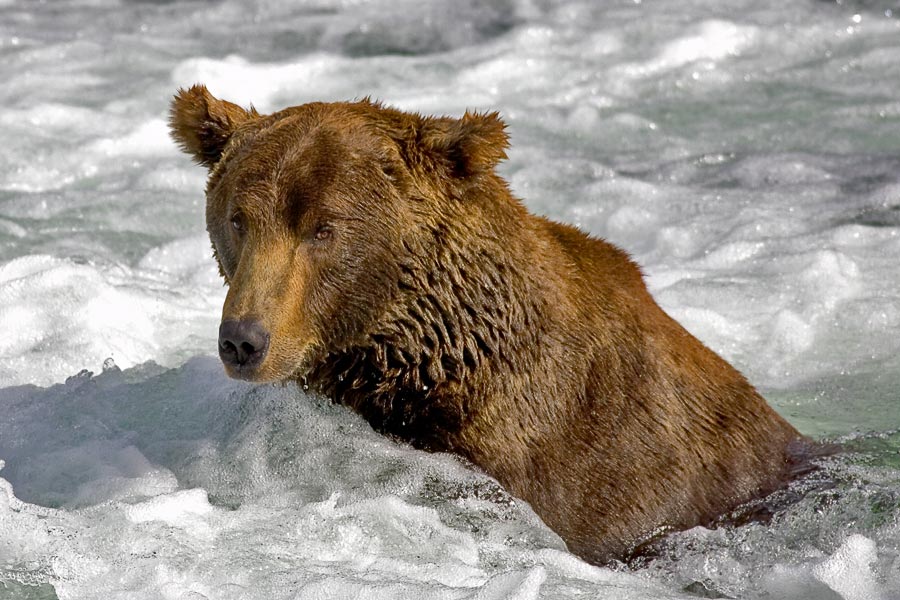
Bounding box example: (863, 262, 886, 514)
(306, 196, 545, 452)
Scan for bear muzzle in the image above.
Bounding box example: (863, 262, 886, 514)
(218, 318, 270, 379)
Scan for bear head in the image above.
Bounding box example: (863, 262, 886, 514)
(169, 85, 510, 383)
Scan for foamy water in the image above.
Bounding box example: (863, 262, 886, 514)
(2, 1, 899, 598)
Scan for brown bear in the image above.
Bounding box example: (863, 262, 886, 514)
(169, 84, 805, 565)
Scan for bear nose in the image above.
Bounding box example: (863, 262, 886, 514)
(218, 319, 270, 369)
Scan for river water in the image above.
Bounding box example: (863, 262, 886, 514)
(1, 1, 899, 598)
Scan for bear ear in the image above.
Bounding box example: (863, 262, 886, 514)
(169, 84, 257, 168)
(420, 111, 510, 178)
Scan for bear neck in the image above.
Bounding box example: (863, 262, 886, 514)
(306, 187, 554, 451)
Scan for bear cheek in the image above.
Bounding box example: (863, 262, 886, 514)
(263, 273, 322, 381)
(210, 238, 235, 282)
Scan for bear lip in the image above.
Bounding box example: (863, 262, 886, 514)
(223, 360, 285, 383)
(224, 363, 262, 382)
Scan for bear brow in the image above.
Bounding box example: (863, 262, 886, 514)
(274, 127, 348, 214)
(228, 180, 279, 223)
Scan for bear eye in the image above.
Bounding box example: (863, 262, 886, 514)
(314, 225, 333, 241)
(230, 212, 245, 233)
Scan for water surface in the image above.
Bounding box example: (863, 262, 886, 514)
(2, 1, 899, 598)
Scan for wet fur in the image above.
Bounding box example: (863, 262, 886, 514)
(170, 85, 805, 565)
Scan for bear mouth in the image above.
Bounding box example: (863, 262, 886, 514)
(223, 362, 265, 382)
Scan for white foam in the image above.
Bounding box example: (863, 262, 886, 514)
(617, 20, 758, 78)
(172, 54, 345, 110)
(473, 567, 545, 600)
(88, 119, 174, 158)
(813, 534, 886, 600)
(0, 362, 671, 599)
(0, 253, 222, 386)
(125, 488, 214, 530)
(766, 309, 815, 356)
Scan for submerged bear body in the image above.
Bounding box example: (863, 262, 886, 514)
(170, 85, 803, 564)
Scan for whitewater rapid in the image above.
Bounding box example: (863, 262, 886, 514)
(2, 1, 899, 598)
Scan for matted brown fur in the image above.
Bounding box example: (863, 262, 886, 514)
(170, 84, 805, 565)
